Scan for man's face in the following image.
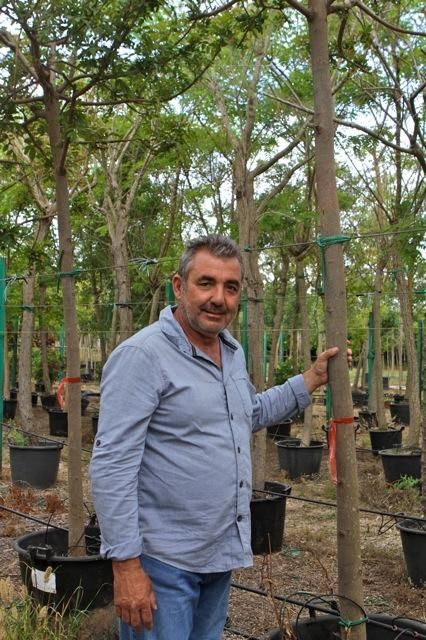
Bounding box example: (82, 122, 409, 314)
(173, 248, 242, 339)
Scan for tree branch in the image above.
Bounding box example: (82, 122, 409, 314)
(354, 0, 426, 37)
(284, 0, 312, 19)
(251, 120, 308, 178)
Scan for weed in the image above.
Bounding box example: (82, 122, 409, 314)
(393, 475, 420, 490)
(0, 578, 87, 640)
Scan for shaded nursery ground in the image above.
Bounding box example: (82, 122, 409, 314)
(0, 390, 424, 639)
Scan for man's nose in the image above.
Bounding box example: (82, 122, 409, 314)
(210, 285, 226, 305)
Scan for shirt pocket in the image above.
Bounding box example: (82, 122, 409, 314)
(231, 376, 254, 418)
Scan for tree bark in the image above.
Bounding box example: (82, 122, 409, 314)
(16, 273, 36, 430)
(296, 259, 313, 445)
(45, 90, 84, 554)
(308, 0, 365, 631)
(267, 254, 290, 387)
(371, 258, 386, 428)
(392, 253, 421, 447)
(39, 283, 52, 395)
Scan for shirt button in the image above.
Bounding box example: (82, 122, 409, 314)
(239, 481, 243, 488)
(237, 515, 243, 522)
(96, 439, 101, 447)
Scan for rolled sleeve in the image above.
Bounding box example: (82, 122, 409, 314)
(252, 373, 312, 431)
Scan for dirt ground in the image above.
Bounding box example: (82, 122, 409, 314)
(0, 391, 424, 639)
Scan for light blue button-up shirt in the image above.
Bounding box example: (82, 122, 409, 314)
(89, 306, 311, 573)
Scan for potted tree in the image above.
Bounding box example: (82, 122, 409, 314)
(8, 426, 63, 490)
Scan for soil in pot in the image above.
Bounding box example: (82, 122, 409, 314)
(13, 528, 113, 611)
(275, 440, 324, 479)
(396, 518, 426, 587)
(369, 427, 403, 456)
(378, 448, 421, 484)
(9, 441, 63, 489)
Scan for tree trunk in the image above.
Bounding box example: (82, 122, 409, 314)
(110, 232, 133, 343)
(39, 283, 52, 395)
(352, 342, 365, 390)
(372, 258, 386, 428)
(235, 162, 265, 490)
(45, 91, 84, 554)
(296, 260, 313, 445)
(267, 255, 290, 387)
(393, 254, 421, 447)
(308, 0, 365, 631)
(149, 287, 162, 324)
(16, 273, 36, 429)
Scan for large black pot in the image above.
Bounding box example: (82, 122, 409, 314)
(352, 388, 368, 408)
(9, 442, 63, 489)
(389, 402, 410, 424)
(378, 448, 421, 483)
(396, 518, 426, 587)
(13, 528, 113, 611)
(266, 419, 292, 439)
(250, 482, 291, 555)
(369, 427, 403, 456)
(276, 440, 324, 479)
(260, 613, 426, 640)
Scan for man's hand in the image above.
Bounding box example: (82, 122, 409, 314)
(303, 347, 339, 393)
(112, 558, 157, 631)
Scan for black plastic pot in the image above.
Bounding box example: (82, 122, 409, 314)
(49, 409, 68, 437)
(10, 388, 17, 400)
(31, 392, 38, 406)
(382, 376, 390, 390)
(396, 518, 426, 587)
(351, 388, 368, 408)
(275, 440, 324, 479)
(92, 414, 99, 436)
(9, 442, 63, 489)
(250, 483, 291, 555)
(378, 448, 421, 483)
(41, 393, 59, 410)
(390, 402, 410, 424)
(35, 382, 45, 393)
(13, 528, 113, 611)
(369, 427, 403, 456)
(266, 419, 292, 439)
(261, 613, 426, 640)
(3, 398, 17, 419)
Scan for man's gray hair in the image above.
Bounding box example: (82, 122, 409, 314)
(178, 234, 244, 281)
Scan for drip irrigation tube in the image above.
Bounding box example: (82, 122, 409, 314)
(256, 489, 425, 524)
(0, 503, 66, 530)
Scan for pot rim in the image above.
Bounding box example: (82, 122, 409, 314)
(9, 442, 64, 451)
(13, 529, 107, 563)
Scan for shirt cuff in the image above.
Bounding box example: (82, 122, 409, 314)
(287, 373, 311, 412)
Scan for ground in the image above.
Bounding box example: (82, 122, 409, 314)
(0, 390, 424, 639)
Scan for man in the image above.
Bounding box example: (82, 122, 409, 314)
(90, 234, 339, 640)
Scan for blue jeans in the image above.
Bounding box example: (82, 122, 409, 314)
(118, 554, 232, 640)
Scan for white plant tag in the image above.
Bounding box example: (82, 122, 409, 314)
(31, 568, 57, 594)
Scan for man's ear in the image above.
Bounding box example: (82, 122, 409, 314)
(172, 273, 183, 299)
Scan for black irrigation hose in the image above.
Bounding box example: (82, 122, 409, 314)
(256, 489, 425, 524)
(0, 503, 66, 530)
